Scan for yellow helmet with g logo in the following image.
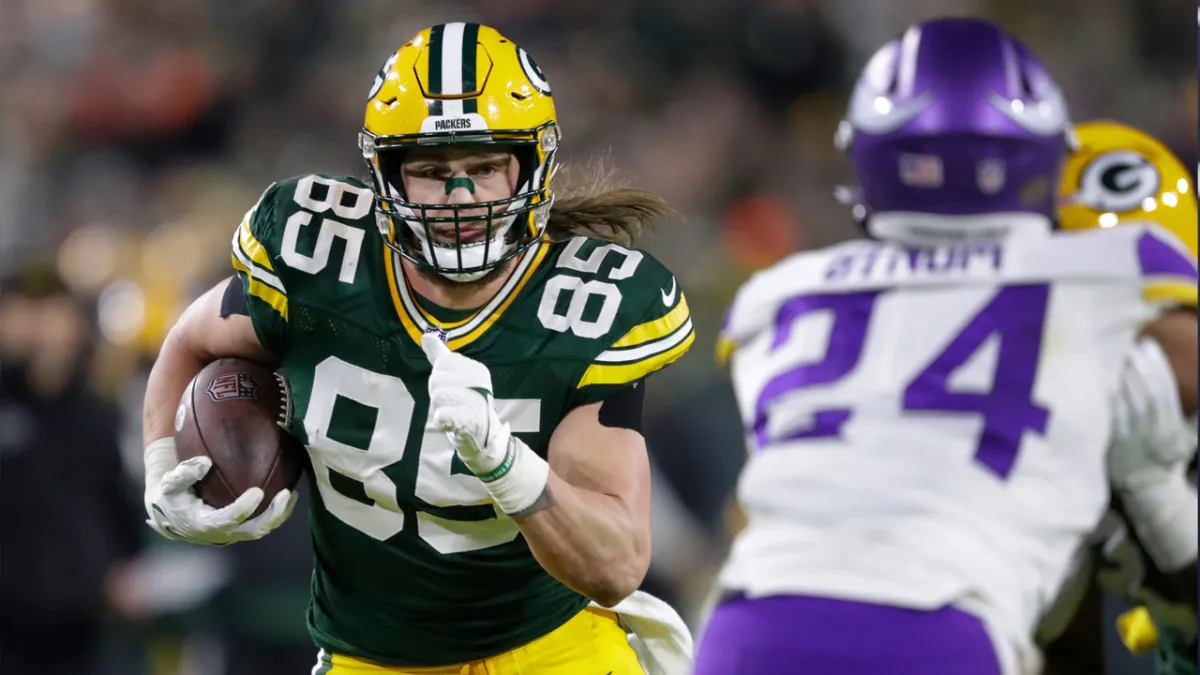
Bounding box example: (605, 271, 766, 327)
(1058, 120, 1196, 257)
(360, 23, 561, 281)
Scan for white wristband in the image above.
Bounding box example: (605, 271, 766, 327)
(1119, 471, 1198, 573)
(144, 437, 179, 488)
(479, 436, 550, 515)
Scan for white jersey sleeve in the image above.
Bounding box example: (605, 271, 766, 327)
(716, 225, 1189, 667)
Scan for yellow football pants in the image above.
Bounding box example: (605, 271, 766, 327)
(314, 607, 644, 674)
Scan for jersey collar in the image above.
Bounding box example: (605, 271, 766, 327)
(384, 240, 549, 350)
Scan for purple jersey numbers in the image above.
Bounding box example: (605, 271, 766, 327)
(753, 284, 1052, 480)
(903, 284, 1051, 478)
(753, 291, 882, 446)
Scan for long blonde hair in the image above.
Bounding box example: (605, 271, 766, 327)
(544, 159, 673, 246)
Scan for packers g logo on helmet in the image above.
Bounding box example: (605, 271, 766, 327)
(517, 47, 551, 95)
(359, 23, 561, 282)
(1076, 150, 1160, 213)
(367, 53, 399, 102)
(1058, 120, 1196, 258)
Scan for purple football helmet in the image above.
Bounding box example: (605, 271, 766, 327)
(836, 18, 1076, 226)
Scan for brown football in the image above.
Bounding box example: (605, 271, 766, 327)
(174, 358, 304, 518)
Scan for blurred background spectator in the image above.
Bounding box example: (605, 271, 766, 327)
(0, 263, 145, 675)
(1, 1, 1193, 673)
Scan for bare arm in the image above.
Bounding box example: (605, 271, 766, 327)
(143, 277, 275, 446)
(513, 401, 652, 607)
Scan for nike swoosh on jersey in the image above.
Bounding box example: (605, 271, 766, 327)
(661, 278, 677, 306)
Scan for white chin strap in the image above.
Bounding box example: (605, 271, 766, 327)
(867, 212, 1053, 246)
(421, 226, 516, 283)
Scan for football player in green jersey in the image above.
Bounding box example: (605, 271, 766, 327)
(141, 22, 695, 675)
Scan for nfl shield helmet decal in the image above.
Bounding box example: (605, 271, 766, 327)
(977, 158, 1007, 195)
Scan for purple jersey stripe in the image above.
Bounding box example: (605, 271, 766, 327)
(1139, 230, 1198, 281)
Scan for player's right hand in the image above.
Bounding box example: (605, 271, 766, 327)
(143, 437, 297, 546)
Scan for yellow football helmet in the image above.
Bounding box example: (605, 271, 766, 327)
(360, 23, 561, 281)
(1058, 120, 1197, 257)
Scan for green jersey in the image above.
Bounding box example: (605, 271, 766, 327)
(229, 174, 693, 666)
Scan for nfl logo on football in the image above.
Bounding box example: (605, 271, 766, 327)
(207, 373, 259, 403)
(976, 158, 1007, 194)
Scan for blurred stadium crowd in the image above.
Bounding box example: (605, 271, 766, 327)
(0, 0, 1194, 673)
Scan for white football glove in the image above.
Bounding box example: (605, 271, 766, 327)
(143, 437, 297, 546)
(1110, 338, 1196, 483)
(421, 332, 549, 515)
(1107, 337, 1198, 571)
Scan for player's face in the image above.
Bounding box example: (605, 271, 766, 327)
(400, 146, 520, 245)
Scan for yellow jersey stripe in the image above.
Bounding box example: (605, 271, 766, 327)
(442, 240, 547, 338)
(1143, 280, 1198, 307)
(237, 216, 276, 273)
(577, 328, 694, 388)
(384, 248, 425, 344)
(595, 319, 692, 363)
(610, 295, 690, 349)
(450, 242, 550, 350)
(386, 242, 550, 348)
(231, 256, 288, 320)
(231, 233, 285, 293)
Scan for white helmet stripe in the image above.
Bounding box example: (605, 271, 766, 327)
(440, 23, 466, 95)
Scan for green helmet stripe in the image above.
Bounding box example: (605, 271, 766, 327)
(461, 23, 480, 114)
(426, 24, 445, 115)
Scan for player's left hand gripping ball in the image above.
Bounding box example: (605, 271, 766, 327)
(421, 332, 549, 515)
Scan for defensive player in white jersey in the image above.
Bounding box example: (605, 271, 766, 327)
(693, 17, 1198, 675)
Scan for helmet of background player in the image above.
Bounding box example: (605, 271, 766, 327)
(834, 18, 1077, 245)
(1058, 120, 1197, 258)
(360, 23, 561, 283)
